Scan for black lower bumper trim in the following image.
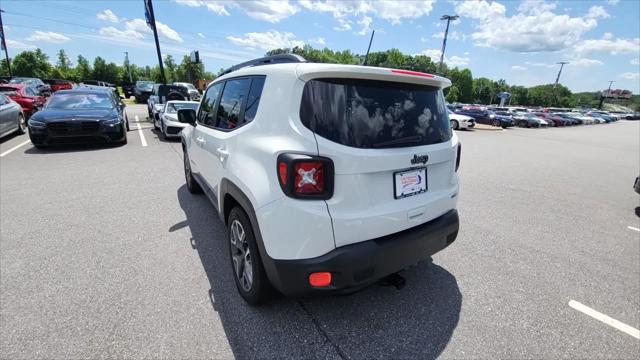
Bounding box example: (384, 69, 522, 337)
(266, 210, 459, 296)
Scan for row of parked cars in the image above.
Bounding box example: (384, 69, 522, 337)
(447, 104, 637, 130)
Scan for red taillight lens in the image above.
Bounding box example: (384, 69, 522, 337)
(278, 162, 288, 186)
(309, 272, 332, 287)
(294, 161, 325, 194)
(277, 154, 334, 199)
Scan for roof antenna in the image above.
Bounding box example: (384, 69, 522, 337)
(363, 29, 375, 66)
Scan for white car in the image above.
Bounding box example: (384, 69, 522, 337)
(173, 82, 201, 101)
(154, 100, 199, 139)
(179, 55, 460, 304)
(448, 110, 475, 130)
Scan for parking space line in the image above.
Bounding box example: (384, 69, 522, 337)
(569, 300, 640, 340)
(627, 226, 640, 232)
(0, 140, 31, 157)
(135, 115, 148, 147)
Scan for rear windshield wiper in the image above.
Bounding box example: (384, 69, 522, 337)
(372, 135, 424, 149)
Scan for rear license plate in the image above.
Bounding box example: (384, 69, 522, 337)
(394, 168, 427, 199)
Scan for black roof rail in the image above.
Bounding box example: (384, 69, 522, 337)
(219, 54, 306, 76)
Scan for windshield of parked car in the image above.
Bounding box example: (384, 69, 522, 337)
(300, 78, 451, 149)
(166, 102, 198, 114)
(496, 111, 511, 116)
(176, 83, 196, 90)
(46, 93, 114, 110)
(136, 81, 154, 91)
(9, 77, 32, 84)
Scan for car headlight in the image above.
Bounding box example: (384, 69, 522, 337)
(28, 119, 46, 128)
(102, 118, 122, 126)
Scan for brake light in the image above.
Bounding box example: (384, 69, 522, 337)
(390, 69, 435, 78)
(309, 272, 332, 287)
(277, 153, 334, 199)
(455, 143, 461, 172)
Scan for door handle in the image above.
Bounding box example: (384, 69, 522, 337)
(216, 147, 229, 158)
(195, 136, 205, 145)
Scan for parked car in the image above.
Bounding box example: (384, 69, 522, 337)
(448, 109, 475, 130)
(147, 84, 189, 119)
(134, 80, 155, 104)
(122, 83, 135, 98)
(0, 84, 47, 118)
(456, 108, 513, 128)
(555, 112, 583, 125)
(587, 111, 615, 123)
(154, 100, 199, 139)
(0, 94, 26, 138)
(533, 112, 570, 126)
(173, 82, 201, 101)
(9, 77, 51, 96)
(179, 55, 460, 304)
(81, 80, 115, 89)
(27, 88, 129, 147)
(44, 79, 74, 92)
(513, 112, 548, 128)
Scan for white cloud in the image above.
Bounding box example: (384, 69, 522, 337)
(309, 36, 326, 46)
(455, 0, 603, 53)
(97, 9, 118, 23)
(419, 48, 441, 60)
(333, 18, 352, 31)
(420, 37, 428, 43)
(356, 15, 372, 36)
(566, 58, 603, 67)
(173, 0, 297, 22)
(431, 30, 462, 41)
(99, 26, 145, 41)
(573, 37, 640, 57)
(227, 30, 304, 50)
(586, 5, 610, 19)
(619, 72, 639, 80)
(155, 22, 184, 42)
(26, 31, 70, 44)
(124, 18, 183, 43)
(602, 32, 613, 40)
(198, 32, 206, 38)
(511, 65, 527, 71)
(524, 61, 556, 68)
(6, 39, 36, 50)
(631, 58, 640, 65)
(607, 0, 619, 5)
(418, 48, 469, 68)
(366, 0, 435, 25)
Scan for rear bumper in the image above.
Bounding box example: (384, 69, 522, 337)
(265, 209, 459, 297)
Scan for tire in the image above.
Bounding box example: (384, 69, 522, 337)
(492, 120, 501, 127)
(17, 114, 26, 134)
(32, 142, 45, 149)
(153, 117, 159, 130)
(450, 120, 459, 130)
(227, 206, 274, 305)
(183, 150, 203, 194)
(120, 129, 128, 145)
(125, 115, 130, 132)
(160, 121, 167, 140)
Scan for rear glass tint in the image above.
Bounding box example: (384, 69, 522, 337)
(300, 78, 451, 149)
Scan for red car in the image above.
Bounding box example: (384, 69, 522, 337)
(44, 79, 74, 92)
(0, 84, 47, 118)
(534, 112, 569, 127)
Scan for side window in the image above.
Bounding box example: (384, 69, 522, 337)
(243, 77, 266, 124)
(197, 82, 223, 127)
(0, 95, 7, 105)
(216, 78, 251, 130)
(24, 88, 35, 97)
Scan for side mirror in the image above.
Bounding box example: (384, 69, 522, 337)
(178, 109, 197, 126)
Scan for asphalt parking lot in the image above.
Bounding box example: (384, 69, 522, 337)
(1, 104, 638, 359)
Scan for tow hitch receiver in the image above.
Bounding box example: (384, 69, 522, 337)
(379, 272, 406, 290)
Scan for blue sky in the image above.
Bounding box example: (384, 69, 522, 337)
(2, 0, 639, 93)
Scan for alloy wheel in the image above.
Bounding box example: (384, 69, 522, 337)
(230, 219, 253, 292)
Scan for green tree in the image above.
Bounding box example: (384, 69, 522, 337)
(75, 55, 92, 81)
(11, 49, 51, 78)
(164, 54, 177, 83)
(92, 56, 108, 81)
(56, 49, 71, 74)
(445, 85, 460, 103)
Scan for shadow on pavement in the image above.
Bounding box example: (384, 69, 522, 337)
(176, 184, 461, 359)
(0, 132, 24, 144)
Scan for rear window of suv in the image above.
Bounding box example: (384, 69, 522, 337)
(300, 78, 451, 149)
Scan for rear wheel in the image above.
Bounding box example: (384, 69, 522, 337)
(183, 150, 202, 194)
(492, 120, 501, 127)
(450, 120, 459, 130)
(228, 206, 274, 305)
(17, 114, 26, 134)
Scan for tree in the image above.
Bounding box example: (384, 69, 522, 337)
(446, 85, 460, 103)
(75, 55, 92, 81)
(56, 50, 71, 72)
(164, 54, 177, 83)
(11, 49, 51, 78)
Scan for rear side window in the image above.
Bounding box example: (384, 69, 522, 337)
(300, 78, 451, 149)
(216, 78, 251, 130)
(243, 77, 266, 124)
(198, 83, 223, 127)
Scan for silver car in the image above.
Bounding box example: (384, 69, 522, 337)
(0, 94, 26, 138)
(172, 82, 201, 101)
(155, 101, 199, 139)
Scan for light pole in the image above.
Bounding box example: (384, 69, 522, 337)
(124, 51, 132, 83)
(437, 14, 458, 74)
(598, 80, 615, 109)
(553, 61, 569, 90)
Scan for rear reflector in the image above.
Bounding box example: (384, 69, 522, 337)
(390, 69, 435, 78)
(294, 161, 325, 194)
(309, 272, 332, 287)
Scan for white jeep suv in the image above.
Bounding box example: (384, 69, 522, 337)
(179, 55, 461, 304)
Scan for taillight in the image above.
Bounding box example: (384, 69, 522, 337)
(455, 143, 461, 172)
(277, 153, 334, 199)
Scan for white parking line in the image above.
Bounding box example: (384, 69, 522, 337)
(0, 140, 31, 157)
(627, 226, 640, 232)
(569, 300, 640, 340)
(135, 115, 147, 147)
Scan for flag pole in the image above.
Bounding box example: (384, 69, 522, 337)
(144, 0, 165, 84)
(0, 9, 12, 78)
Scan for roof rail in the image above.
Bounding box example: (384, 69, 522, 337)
(219, 54, 306, 76)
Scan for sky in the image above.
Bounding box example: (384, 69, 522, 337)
(1, 0, 639, 93)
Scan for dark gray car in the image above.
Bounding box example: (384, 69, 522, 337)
(0, 94, 26, 138)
